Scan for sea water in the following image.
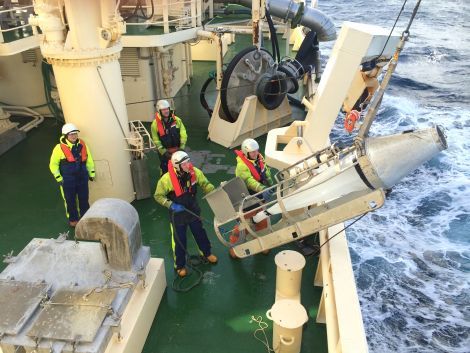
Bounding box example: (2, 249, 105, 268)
(323, 0, 470, 351)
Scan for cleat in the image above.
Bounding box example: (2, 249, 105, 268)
(206, 254, 218, 264)
(176, 268, 187, 277)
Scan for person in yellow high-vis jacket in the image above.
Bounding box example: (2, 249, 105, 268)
(154, 151, 217, 277)
(235, 138, 273, 196)
(230, 138, 274, 258)
(151, 99, 187, 175)
(49, 123, 95, 227)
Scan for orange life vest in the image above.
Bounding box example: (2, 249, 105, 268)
(155, 112, 177, 137)
(60, 139, 88, 162)
(168, 160, 197, 197)
(235, 150, 265, 182)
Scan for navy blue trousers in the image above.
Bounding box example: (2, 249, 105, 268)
(159, 154, 170, 175)
(61, 177, 89, 222)
(171, 219, 212, 269)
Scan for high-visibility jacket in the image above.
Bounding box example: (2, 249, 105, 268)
(150, 112, 187, 155)
(49, 136, 95, 183)
(154, 165, 214, 225)
(235, 150, 273, 193)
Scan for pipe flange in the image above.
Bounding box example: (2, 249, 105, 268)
(291, 2, 304, 29)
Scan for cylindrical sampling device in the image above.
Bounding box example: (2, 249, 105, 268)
(253, 126, 447, 223)
(275, 250, 306, 303)
(267, 299, 309, 353)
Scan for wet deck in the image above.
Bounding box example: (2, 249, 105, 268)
(0, 34, 327, 353)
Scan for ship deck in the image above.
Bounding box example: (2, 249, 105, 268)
(0, 34, 327, 353)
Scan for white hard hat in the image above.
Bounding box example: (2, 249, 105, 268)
(62, 123, 79, 135)
(156, 99, 170, 111)
(241, 138, 259, 156)
(171, 150, 190, 172)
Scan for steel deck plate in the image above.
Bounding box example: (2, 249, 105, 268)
(27, 288, 116, 343)
(0, 280, 49, 335)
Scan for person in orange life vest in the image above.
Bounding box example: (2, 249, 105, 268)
(150, 99, 187, 175)
(229, 138, 274, 257)
(235, 138, 273, 196)
(154, 151, 217, 277)
(49, 123, 95, 227)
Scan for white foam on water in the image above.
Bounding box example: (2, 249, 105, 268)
(344, 94, 470, 352)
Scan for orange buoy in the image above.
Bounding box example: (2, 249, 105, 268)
(344, 110, 360, 133)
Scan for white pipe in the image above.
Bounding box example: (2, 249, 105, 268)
(197, 30, 223, 89)
(214, 0, 336, 41)
(32, 0, 135, 203)
(301, 96, 314, 111)
(1, 106, 45, 132)
(155, 44, 175, 53)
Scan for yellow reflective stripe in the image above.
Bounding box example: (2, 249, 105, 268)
(76, 194, 80, 216)
(170, 223, 177, 268)
(59, 185, 69, 218)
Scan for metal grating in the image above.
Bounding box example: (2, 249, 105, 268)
(21, 49, 38, 64)
(119, 48, 141, 77)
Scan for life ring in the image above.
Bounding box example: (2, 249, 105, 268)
(344, 110, 360, 133)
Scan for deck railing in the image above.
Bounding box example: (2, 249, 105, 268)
(122, 0, 210, 34)
(0, 5, 34, 43)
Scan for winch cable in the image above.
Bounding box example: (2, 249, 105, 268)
(170, 207, 225, 293)
(312, 213, 367, 256)
(170, 212, 204, 293)
(378, 0, 409, 59)
(356, 0, 422, 142)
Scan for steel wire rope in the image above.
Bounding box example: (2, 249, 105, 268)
(311, 213, 367, 256)
(378, 0, 408, 59)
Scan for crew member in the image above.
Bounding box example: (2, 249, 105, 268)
(151, 99, 187, 174)
(154, 151, 217, 277)
(49, 123, 95, 227)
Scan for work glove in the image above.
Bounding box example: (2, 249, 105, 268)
(261, 189, 272, 202)
(89, 177, 94, 181)
(170, 203, 185, 213)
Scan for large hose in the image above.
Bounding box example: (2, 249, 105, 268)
(265, 9, 280, 62)
(214, 0, 336, 41)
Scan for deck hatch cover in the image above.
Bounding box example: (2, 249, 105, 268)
(27, 288, 116, 343)
(0, 280, 49, 335)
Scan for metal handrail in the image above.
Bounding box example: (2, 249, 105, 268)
(0, 23, 31, 33)
(0, 5, 34, 38)
(0, 5, 33, 15)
